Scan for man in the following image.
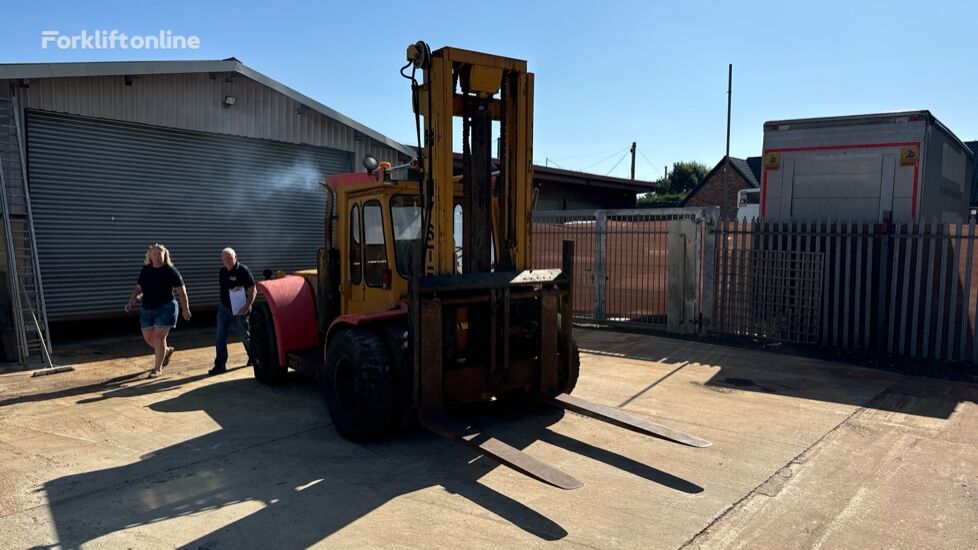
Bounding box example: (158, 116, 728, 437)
(210, 247, 256, 375)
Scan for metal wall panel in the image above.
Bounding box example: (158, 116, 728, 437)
(27, 110, 352, 321)
(534, 182, 635, 211)
(13, 73, 406, 167)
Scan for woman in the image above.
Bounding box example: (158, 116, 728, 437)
(124, 243, 192, 378)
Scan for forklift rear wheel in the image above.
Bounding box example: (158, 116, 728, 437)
(250, 302, 286, 385)
(322, 327, 396, 441)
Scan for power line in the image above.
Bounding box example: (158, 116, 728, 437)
(638, 149, 658, 173)
(581, 147, 630, 171)
(549, 148, 630, 163)
(605, 149, 631, 176)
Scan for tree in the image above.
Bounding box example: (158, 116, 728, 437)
(636, 160, 710, 209)
(654, 161, 710, 194)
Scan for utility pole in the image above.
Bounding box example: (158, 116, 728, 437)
(630, 142, 636, 180)
(726, 63, 732, 159)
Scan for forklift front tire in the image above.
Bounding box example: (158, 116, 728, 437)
(250, 302, 287, 385)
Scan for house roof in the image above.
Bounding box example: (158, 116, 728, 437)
(448, 153, 655, 192)
(728, 157, 760, 188)
(968, 140, 978, 205)
(532, 165, 656, 191)
(0, 58, 415, 157)
(679, 156, 757, 206)
(745, 156, 762, 183)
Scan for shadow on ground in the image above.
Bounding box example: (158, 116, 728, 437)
(44, 312, 222, 367)
(39, 373, 701, 549)
(576, 329, 978, 419)
(0, 333, 218, 408)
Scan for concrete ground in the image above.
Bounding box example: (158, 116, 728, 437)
(0, 328, 975, 549)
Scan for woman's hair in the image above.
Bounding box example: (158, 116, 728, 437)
(144, 243, 174, 267)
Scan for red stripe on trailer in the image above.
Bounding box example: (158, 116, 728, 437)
(760, 168, 768, 217)
(764, 141, 919, 153)
(911, 165, 920, 219)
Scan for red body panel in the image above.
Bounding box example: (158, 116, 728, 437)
(323, 170, 384, 191)
(326, 309, 407, 342)
(256, 276, 319, 366)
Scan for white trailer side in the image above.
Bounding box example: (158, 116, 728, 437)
(760, 111, 973, 224)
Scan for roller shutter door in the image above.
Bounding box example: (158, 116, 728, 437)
(26, 110, 353, 321)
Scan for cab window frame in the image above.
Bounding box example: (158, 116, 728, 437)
(349, 203, 362, 285)
(362, 199, 389, 288)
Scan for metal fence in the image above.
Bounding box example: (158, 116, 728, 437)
(714, 219, 978, 364)
(533, 210, 978, 366)
(532, 208, 716, 334)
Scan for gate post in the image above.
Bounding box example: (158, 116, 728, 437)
(667, 218, 698, 334)
(594, 210, 607, 321)
(699, 207, 719, 335)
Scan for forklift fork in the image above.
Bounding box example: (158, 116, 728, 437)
(414, 243, 710, 489)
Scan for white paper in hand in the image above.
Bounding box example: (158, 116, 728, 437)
(229, 287, 247, 315)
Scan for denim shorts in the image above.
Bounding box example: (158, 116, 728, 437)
(140, 299, 178, 329)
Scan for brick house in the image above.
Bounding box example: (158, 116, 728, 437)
(680, 156, 761, 220)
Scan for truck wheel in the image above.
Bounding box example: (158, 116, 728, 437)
(250, 302, 286, 385)
(322, 327, 395, 441)
(559, 338, 581, 395)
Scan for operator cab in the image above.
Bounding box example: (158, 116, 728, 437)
(320, 157, 479, 316)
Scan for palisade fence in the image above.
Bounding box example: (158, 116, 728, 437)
(715, 219, 978, 364)
(532, 209, 978, 366)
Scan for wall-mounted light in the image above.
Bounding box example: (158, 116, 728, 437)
(223, 95, 237, 107)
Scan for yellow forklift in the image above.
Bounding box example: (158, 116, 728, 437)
(248, 42, 710, 489)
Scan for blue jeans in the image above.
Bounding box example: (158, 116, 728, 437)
(215, 304, 251, 369)
(140, 300, 178, 329)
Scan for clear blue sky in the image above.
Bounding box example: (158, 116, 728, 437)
(2, 0, 975, 182)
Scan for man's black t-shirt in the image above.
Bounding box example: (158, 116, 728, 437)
(137, 265, 184, 310)
(219, 263, 256, 309)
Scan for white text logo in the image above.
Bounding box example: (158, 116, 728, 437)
(41, 30, 201, 50)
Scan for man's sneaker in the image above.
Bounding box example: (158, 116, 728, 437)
(208, 366, 228, 376)
(162, 347, 175, 367)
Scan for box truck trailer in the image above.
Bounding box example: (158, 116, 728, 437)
(760, 111, 973, 224)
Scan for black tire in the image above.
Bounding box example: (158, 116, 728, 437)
(322, 327, 396, 441)
(559, 338, 581, 395)
(250, 302, 286, 385)
(375, 322, 416, 429)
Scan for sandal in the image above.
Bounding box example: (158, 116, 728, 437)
(162, 347, 175, 367)
(148, 369, 162, 379)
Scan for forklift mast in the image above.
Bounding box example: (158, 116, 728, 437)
(407, 43, 534, 277)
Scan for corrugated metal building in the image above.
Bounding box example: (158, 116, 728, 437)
(0, 58, 411, 361)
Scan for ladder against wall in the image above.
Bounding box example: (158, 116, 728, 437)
(0, 97, 50, 368)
